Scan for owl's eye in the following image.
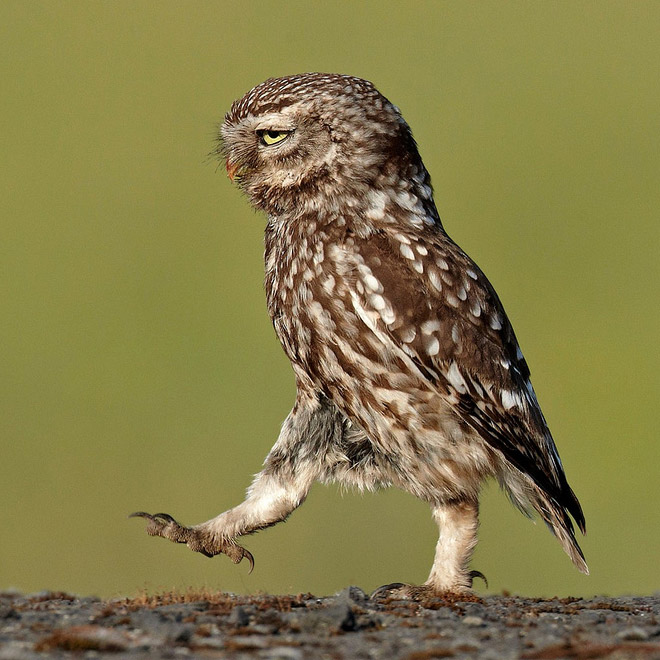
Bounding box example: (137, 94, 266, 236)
(256, 129, 291, 146)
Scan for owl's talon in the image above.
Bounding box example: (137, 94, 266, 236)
(129, 510, 253, 570)
(152, 513, 176, 523)
(371, 581, 477, 602)
(370, 582, 408, 601)
(238, 547, 255, 573)
(371, 583, 450, 602)
(129, 511, 193, 543)
(469, 570, 488, 588)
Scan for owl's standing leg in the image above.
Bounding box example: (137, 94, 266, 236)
(372, 497, 481, 600)
(131, 396, 339, 568)
(424, 498, 480, 592)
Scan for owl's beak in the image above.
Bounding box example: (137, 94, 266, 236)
(226, 159, 240, 182)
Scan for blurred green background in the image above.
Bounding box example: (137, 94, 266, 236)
(1, 1, 658, 599)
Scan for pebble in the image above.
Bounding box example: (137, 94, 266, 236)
(295, 601, 356, 633)
(335, 585, 369, 603)
(228, 605, 250, 627)
(616, 626, 649, 641)
(463, 615, 485, 626)
(261, 648, 303, 660)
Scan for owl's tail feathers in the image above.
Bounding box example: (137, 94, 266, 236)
(533, 489, 589, 575)
(502, 477, 588, 574)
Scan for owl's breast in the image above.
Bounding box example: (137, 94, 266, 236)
(264, 219, 336, 368)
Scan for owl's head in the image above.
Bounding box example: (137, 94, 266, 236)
(219, 73, 425, 217)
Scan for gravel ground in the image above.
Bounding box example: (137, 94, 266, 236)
(1, 588, 659, 659)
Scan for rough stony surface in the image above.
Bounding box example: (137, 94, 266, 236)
(1, 588, 659, 659)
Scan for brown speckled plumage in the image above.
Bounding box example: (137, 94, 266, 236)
(132, 73, 586, 596)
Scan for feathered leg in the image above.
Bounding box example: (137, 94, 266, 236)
(131, 396, 336, 569)
(372, 497, 482, 600)
(425, 498, 480, 592)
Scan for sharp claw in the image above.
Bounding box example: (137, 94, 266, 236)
(153, 513, 177, 523)
(243, 548, 255, 574)
(129, 510, 188, 541)
(370, 582, 407, 600)
(469, 570, 488, 588)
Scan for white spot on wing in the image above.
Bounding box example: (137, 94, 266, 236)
(400, 326, 416, 343)
(369, 294, 386, 311)
(364, 274, 383, 293)
(421, 319, 441, 334)
(380, 306, 396, 325)
(424, 335, 440, 356)
(429, 270, 443, 292)
(501, 389, 521, 410)
(446, 362, 468, 393)
(400, 243, 415, 260)
(436, 257, 449, 270)
(451, 324, 460, 344)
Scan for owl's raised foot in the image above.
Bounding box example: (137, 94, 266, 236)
(129, 511, 254, 572)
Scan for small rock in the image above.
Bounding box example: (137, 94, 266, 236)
(0, 606, 20, 620)
(226, 635, 269, 650)
(575, 610, 605, 624)
(334, 586, 368, 603)
(228, 605, 250, 627)
(616, 626, 649, 641)
(462, 615, 485, 627)
(261, 648, 303, 660)
(462, 603, 486, 617)
(191, 636, 224, 650)
(251, 624, 279, 635)
(296, 602, 356, 633)
(0, 641, 36, 660)
(173, 625, 194, 643)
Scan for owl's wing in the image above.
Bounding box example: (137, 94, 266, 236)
(343, 230, 585, 535)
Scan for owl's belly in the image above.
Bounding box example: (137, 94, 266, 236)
(316, 387, 494, 501)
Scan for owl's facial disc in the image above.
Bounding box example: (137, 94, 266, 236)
(222, 96, 372, 216)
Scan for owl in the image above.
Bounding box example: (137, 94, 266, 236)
(132, 73, 587, 598)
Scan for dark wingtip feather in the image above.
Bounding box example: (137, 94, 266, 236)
(561, 481, 586, 535)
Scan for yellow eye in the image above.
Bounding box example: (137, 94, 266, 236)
(257, 129, 290, 146)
